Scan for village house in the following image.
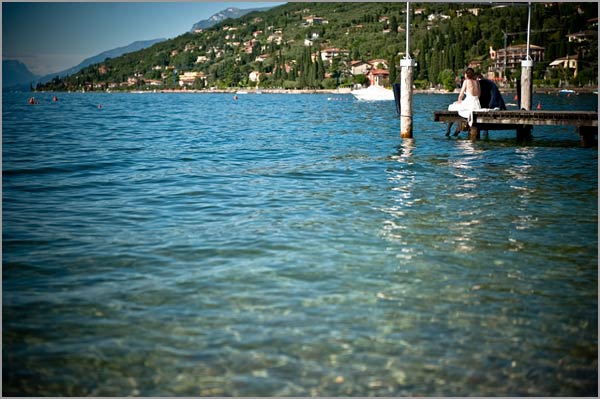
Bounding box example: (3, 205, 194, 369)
(249, 71, 261, 83)
(304, 15, 328, 25)
(244, 39, 259, 54)
(178, 71, 206, 86)
(267, 34, 283, 45)
(549, 54, 579, 77)
(145, 79, 163, 86)
(349, 60, 371, 76)
(567, 30, 597, 43)
(321, 48, 349, 64)
(367, 68, 389, 86)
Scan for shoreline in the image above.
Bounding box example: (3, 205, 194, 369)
(131, 87, 599, 95)
(32, 87, 598, 95)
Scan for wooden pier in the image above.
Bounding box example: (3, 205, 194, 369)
(434, 110, 598, 146)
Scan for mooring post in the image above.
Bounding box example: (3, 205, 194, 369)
(400, 1, 414, 138)
(520, 60, 533, 110)
(400, 58, 415, 138)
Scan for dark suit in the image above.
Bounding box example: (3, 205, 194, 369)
(478, 79, 506, 110)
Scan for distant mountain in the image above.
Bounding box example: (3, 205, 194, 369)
(3, 60, 39, 90)
(190, 6, 272, 31)
(37, 38, 166, 84)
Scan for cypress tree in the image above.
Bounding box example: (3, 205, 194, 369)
(317, 52, 325, 82)
(390, 16, 398, 35)
(389, 55, 397, 84)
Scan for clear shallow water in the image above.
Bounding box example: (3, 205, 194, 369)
(3, 91, 597, 396)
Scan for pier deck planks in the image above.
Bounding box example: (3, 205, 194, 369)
(433, 110, 598, 145)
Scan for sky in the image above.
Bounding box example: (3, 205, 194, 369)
(2, 1, 285, 76)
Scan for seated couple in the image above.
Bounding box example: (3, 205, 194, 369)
(448, 68, 506, 124)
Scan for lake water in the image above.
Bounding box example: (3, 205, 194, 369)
(3, 91, 598, 396)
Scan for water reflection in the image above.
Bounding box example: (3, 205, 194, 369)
(382, 140, 417, 258)
(509, 147, 537, 232)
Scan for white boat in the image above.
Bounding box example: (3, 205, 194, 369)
(351, 85, 395, 101)
(559, 89, 575, 94)
(236, 90, 249, 94)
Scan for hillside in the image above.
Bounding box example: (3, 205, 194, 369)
(3, 60, 38, 90)
(38, 2, 598, 92)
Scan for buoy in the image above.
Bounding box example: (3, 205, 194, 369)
(536, 102, 541, 109)
(52, 96, 58, 102)
(513, 94, 518, 101)
(28, 97, 36, 105)
(233, 95, 238, 100)
(97, 104, 102, 109)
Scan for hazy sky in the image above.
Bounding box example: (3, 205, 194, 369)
(2, 1, 284, 76)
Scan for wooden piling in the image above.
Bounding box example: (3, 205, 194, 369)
(578, 126, 598, 147)
(469, 125, 480, 140)
(400, 59, 416, 138)
(520, 60, 533, 110)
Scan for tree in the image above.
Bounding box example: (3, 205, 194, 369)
(438, 69, 455, 92)
(390, 15, 398, 35)
(389, 55, 397, 84)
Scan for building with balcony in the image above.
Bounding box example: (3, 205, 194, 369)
(489, 44, 544, 76)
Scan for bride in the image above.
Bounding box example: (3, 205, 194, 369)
(448, 68, 481, 122)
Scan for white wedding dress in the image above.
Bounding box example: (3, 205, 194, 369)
(448, 92, 481, 121)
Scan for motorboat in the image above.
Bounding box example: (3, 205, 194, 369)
(351, 85, 395, 101)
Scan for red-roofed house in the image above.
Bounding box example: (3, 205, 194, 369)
(367, 69, 389, 86)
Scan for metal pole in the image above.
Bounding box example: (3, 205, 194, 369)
(405, 2, 410, 59)
(520, 2, 533, 110)
(526, 2, 531, 60)
(503, 32, 507, 77)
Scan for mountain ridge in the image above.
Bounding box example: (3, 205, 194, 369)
(2, 60, 38, 90)
(37, 38, 166, 84)
(189, 6, 273, 31)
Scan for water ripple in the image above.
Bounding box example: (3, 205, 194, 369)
(3, 92, 597, 396)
